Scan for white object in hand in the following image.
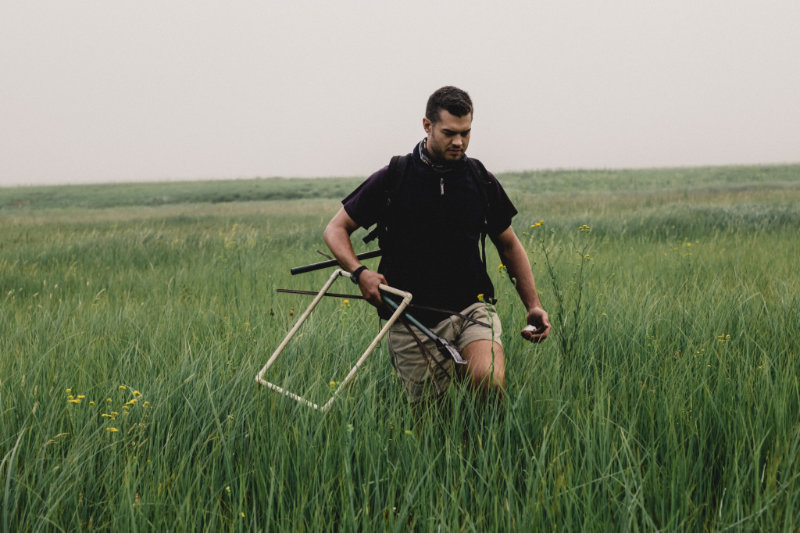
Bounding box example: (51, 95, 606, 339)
(521, 324, 538, 341)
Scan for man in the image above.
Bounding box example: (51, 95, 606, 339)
(324, 86, 550, 402)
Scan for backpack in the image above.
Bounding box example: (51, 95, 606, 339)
(362, 154, 495, 269)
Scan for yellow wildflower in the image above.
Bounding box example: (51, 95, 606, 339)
(133, 391, 141, 397)
(68, 399, 81, 404)
(477, 293, 484, 302)
(119, 385, 127, 390)
(77, 395, 86, 399)
(106, 427, 119, 433)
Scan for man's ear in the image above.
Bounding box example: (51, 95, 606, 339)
(422, 116, 432, 135)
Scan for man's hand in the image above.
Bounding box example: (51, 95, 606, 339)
(521, 306, 551, 343)
(356, 269, 387, 307)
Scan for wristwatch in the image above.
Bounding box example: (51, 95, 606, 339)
(351, 265, 368, 284)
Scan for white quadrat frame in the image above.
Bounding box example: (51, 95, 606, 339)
(255, 269, 412, 412)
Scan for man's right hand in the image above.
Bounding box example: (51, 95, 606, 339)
(356, 268, 387, 307)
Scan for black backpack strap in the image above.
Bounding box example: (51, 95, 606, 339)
(387, 154, 409, 201)
(363, 154, 409, 244)
(466, 158, 494, 270)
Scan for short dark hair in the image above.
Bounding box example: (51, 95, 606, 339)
(426, 86, 473, 123)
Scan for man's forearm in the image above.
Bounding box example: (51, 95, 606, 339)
(323, 208, 362, 273)
(494, 227, 551, 340)
(323, 227, 359, 272)
(323, 207, 386, 306)
(504, 245, 543, 311)
(495, 229, 544, 312)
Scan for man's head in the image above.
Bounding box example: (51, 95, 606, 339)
(425, 86, 473, 124)
(423, 86, 473, 162)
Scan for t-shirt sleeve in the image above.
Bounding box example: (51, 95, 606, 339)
(486, 172, 518, 236)
(341, 166, 390, 229)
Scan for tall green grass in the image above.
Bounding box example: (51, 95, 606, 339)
(2, 166, 799, 530)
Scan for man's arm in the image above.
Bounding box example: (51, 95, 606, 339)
(491, 226, 551, 342)
(323, 207, 386, 306)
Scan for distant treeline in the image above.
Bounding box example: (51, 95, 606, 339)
(2, 164, 799, 210)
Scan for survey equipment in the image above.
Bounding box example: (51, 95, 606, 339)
(255, 268, 412, 412)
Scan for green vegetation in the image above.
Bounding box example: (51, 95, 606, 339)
(0, 177, 363, 210)
(2, 165, 799, 530)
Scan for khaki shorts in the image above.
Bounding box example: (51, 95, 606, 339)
(386, 302, 502, 402)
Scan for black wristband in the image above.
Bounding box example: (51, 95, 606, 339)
(351, 265, 368, 284)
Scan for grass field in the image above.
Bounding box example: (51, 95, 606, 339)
(2, 164, 799, 531)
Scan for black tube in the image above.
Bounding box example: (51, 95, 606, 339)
(381, 294, 435, 339)
(290, 250, 382, 275)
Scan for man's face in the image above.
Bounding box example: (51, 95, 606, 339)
(423, 109, 472, 161)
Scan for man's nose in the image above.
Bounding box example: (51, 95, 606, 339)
(452, 135, 463, 146)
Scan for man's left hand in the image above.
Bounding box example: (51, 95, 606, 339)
(521, 307, 551, 342)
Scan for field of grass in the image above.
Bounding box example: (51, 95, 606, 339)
(2, 164, 799, 531)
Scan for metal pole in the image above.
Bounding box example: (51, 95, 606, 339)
(290, 250, 382, 275)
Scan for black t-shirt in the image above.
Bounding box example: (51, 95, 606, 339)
(343, 149, 518, 326)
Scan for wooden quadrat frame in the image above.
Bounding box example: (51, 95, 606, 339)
(255, 269, 412, 412)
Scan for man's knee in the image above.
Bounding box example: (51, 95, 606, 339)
(462, 340, 506, 389)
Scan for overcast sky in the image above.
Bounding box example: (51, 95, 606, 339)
(1, 1, 798, 186)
